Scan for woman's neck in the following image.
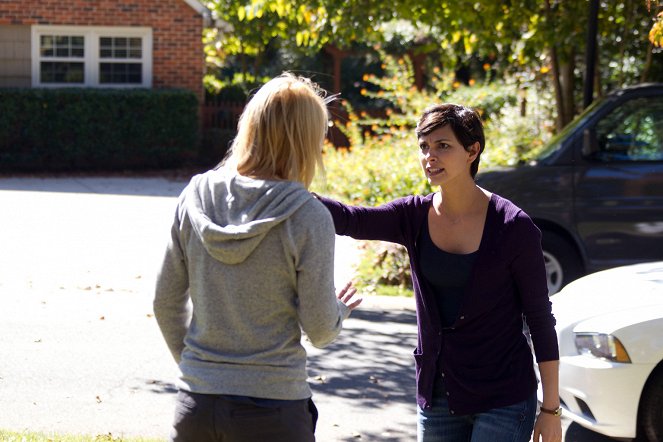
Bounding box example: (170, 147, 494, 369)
(434, 180, 487, 220)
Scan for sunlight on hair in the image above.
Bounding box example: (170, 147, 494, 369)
(227, 73, 330, 188)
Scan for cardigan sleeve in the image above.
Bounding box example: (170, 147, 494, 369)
(314, 194, 421, 246)
(510, 211, 560, 363)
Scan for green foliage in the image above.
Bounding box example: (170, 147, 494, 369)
(203, 72, 267, 99)
(317, 123, 429, 206)
(0, 89, 199, 172)
(203, 0, 331, 77)
(204, 0, 663, 142)
(355, 241, 413, 297)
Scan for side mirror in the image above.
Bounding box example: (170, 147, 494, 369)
(582, 128, 598, 158)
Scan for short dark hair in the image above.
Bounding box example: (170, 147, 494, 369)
(415, 103, 485, 178)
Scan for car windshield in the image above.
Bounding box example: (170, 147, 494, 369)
(532, 99, 603, 163)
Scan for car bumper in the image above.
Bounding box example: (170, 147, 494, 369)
(554, 355, 651, 439)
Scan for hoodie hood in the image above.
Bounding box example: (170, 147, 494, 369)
(184, 169, 313, 265)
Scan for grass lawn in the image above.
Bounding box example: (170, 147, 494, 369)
(0, 430, 165, 442)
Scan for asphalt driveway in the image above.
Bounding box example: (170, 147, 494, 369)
(0, 176, 418, 441)
(0, 176, 622, 441)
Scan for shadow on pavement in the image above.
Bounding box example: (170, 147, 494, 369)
(307, 308, 418, 410)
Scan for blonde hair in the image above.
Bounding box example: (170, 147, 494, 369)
(227, 73, 329, 188)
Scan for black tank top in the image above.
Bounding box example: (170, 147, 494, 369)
(419, 219, 478, 328)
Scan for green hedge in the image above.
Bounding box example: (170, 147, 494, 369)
(0, 88, 199, 172)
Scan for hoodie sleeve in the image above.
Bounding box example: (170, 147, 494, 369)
(153, 196, 191, 363)
(292, 198, 350, 348)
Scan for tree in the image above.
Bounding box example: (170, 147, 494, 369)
(204, 0, 661, 132)
(404, 0, 660, 130)
(203, 0, 330, 82)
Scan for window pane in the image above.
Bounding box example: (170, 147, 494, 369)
(41, 34, 84, 58)
(99, 36, 142, 59)
(40, 62, 84, 83)
(40, 35, 54, 57)
(129, 38, 142, 58)
(99, 62, 142, 84)
(55, 36, 69, 47)
(595, 98, 663, 162)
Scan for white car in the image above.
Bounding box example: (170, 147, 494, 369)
(545, 261, 663, 440)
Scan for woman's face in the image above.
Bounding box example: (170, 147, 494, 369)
(418, 124, 477, 187)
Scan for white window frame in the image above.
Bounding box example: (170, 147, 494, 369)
(31, 25, 152, 88)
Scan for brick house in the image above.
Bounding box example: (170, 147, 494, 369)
(0, 0, 208, 104)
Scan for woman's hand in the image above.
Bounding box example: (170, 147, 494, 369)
(337, 281, 362, 310)
(532, 412, 562, 442)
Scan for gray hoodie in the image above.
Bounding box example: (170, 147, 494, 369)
(154, 168, 350, 400)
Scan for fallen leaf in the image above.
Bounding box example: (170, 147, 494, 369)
(99, 316, 105, 321)
(96, 395, 102, 403)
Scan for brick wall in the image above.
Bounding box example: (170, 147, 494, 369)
(0, 0, 204, 102)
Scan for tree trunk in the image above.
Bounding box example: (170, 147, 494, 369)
(544, 0, 568, 132)
(549, 46, 566, 132)
(407, 49, 427, 91)
(641, 44, 653, 82)
(594, 48, 603, 99)
(561, 54, 576, 127)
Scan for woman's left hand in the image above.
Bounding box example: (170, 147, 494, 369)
(337, 280, 363, 310)
(532, 412, 562, 442)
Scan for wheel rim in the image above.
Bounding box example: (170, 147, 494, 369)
(543, 251, 563, 295)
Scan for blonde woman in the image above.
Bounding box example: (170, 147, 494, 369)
(154, 73, 361, 442)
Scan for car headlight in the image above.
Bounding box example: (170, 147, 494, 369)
(574, 333, 631, 363)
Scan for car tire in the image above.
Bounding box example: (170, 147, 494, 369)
(541, 231, 583, 295)
(640, 372, 663, 441)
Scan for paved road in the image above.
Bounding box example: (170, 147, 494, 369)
(0, 176, 623, 441)
(0, 176, 418, 441)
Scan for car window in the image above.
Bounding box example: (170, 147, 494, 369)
(534, 100, 600, 163)
(593, 97, 663, 162)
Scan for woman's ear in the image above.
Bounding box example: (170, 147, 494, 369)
(467, 142, 480, 162)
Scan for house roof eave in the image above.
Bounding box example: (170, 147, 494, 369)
(182, 0, 208, 15)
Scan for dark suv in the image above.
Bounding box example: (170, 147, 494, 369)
(476, 83, 663, 294)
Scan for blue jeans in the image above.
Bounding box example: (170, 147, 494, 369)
(417, 381, 536, 442)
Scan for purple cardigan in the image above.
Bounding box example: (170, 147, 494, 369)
(318, 192, 559, 415)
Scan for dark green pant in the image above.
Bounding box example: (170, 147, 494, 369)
(170, 390, 318, 442)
